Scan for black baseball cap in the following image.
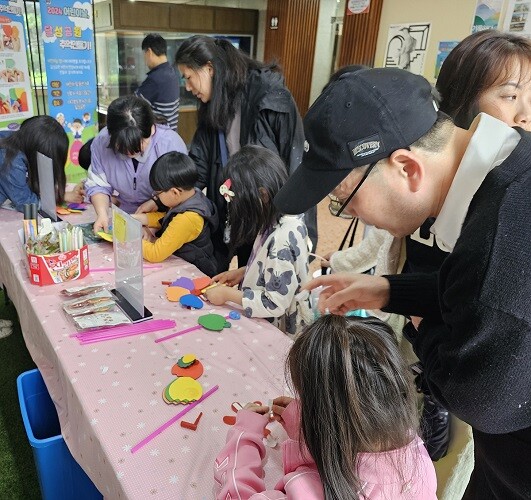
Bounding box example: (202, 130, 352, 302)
(274, 68, 439, 215)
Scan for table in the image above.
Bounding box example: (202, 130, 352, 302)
(0, 208, 292, 499)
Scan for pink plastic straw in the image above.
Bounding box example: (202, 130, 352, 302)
(155, 324, 201, 343)
(154, 314, 231, 343)
(131, 385, 219, 454)
(72, 319, 176, 343)
(91, 264, 163, 273)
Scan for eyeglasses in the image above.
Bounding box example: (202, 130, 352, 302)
(331, 162, 377, 218)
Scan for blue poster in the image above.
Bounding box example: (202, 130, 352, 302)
(435, 41, 459, 79)
(39, 0, 97, 182)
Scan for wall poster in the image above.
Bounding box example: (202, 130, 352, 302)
(383, 23, 431, 75)
(40, 0, 97, 183)
(0, 0, 34, 130)
(471, 0, 504, 33)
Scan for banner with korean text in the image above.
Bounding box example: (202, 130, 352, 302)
(40, 0, 97, 183)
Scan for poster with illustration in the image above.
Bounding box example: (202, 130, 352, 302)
(471, 0, 504, 33)
(40, 0, 97, 183)
(0, 0, 34, 130)
(434, 41, 459, 79)
(383, 23, 431, 75)
(503, 0, 531, 35)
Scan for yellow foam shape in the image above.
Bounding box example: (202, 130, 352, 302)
(96, 231, 113, 242)
(165, 286, 189, 302)
(167, 377, 202, 403)
(181, 354, 196, 364)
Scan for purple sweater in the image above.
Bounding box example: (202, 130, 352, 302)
(85, 124, 186, 213)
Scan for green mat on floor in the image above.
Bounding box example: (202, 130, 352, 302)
(0, 289, 41, 500)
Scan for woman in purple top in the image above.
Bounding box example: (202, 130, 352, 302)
(85, 95, 187, 232)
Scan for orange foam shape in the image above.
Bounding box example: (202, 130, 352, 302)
(193, 277, 212, 291)
(172, 359, 204, 379)
(166, 286, 189, 302)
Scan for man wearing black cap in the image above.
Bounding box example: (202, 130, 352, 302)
(275, 67, 531, 499)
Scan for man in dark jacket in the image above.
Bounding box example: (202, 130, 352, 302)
(275, 68, 531, 499)
(136, 34, 180, 131)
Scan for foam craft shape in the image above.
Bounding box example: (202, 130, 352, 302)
(179, 294, 203, 309)
(181, 412, 203, 431)
(198, 313, 231, 331)
(163, 377, 203, 404)
(172, 359, 204, 379)
(166, 286, 189, 302)
(193, 277, 211, 291)
(96, 231, 113, 242)
(181, 354, 196, 365)
(171, 277, 194, 290)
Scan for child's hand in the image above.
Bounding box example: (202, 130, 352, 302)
(204, 285, 228, 306)
(211, 267, 245, 287)
(243, 402, 269, 414)
(271, 396, 294, 418)
(131, 213, 148, 226)
(142, 227, 155, 242)
(135, 199, 158, 214)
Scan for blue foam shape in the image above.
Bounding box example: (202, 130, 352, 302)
(228, 310, 241, 320)
(179, 294, 204, 309)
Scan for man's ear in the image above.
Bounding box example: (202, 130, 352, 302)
(258, 187, 270, 204)
(388, 149, 424, 193)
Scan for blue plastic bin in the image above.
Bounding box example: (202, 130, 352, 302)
(17, 369, 103, 500)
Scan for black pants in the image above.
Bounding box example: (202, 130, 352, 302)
(463, 426, 531, 499)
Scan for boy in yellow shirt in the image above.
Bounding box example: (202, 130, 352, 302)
(132, 152, 218, 276)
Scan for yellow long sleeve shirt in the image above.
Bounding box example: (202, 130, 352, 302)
(143, 210, 204, 263)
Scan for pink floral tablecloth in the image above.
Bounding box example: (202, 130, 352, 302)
(0, 208, 292, 499)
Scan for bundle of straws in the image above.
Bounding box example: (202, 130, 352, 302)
(71, 319, 176, 344)
(58, 225, 84, 252)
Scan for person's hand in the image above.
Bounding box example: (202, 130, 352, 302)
(211, 267, 245, 287)
(141, 227, 155, 242)
(64, 182, 85, 203)
(243, 402, 269, 414)
(93, 215, 109, 234)
(135, 199, 157, 214)
(320, 251, 334, 268)
(303, 272, 390, 315)
(204, 285, 228, 306)
(271, 396, 294, 418)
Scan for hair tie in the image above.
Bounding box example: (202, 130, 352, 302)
(219, 179, 234, 202)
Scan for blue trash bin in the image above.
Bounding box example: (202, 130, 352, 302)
(17, 369, 103, 500)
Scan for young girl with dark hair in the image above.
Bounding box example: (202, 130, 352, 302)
(172, 35, 317, 273)
(85, 95, 187, 233)
(214, 314, 437, 499)
(204, 145, 312, 336)
(132, 151, 218, 276)
(0, 115, 81, 211)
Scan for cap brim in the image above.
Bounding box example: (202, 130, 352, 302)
(274, 162, 352, 215)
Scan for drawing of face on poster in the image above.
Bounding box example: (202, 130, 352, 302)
(384, 23, 431, 75)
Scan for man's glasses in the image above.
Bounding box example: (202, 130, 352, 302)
(330, 162, 377, 218)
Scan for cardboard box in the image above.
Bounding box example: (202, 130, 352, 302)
(26, 246, 89, 286)
(19, 227, 90, 286)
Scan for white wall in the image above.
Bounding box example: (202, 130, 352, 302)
(309, 0, 342, 105)
(374, 0, 478, 83)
